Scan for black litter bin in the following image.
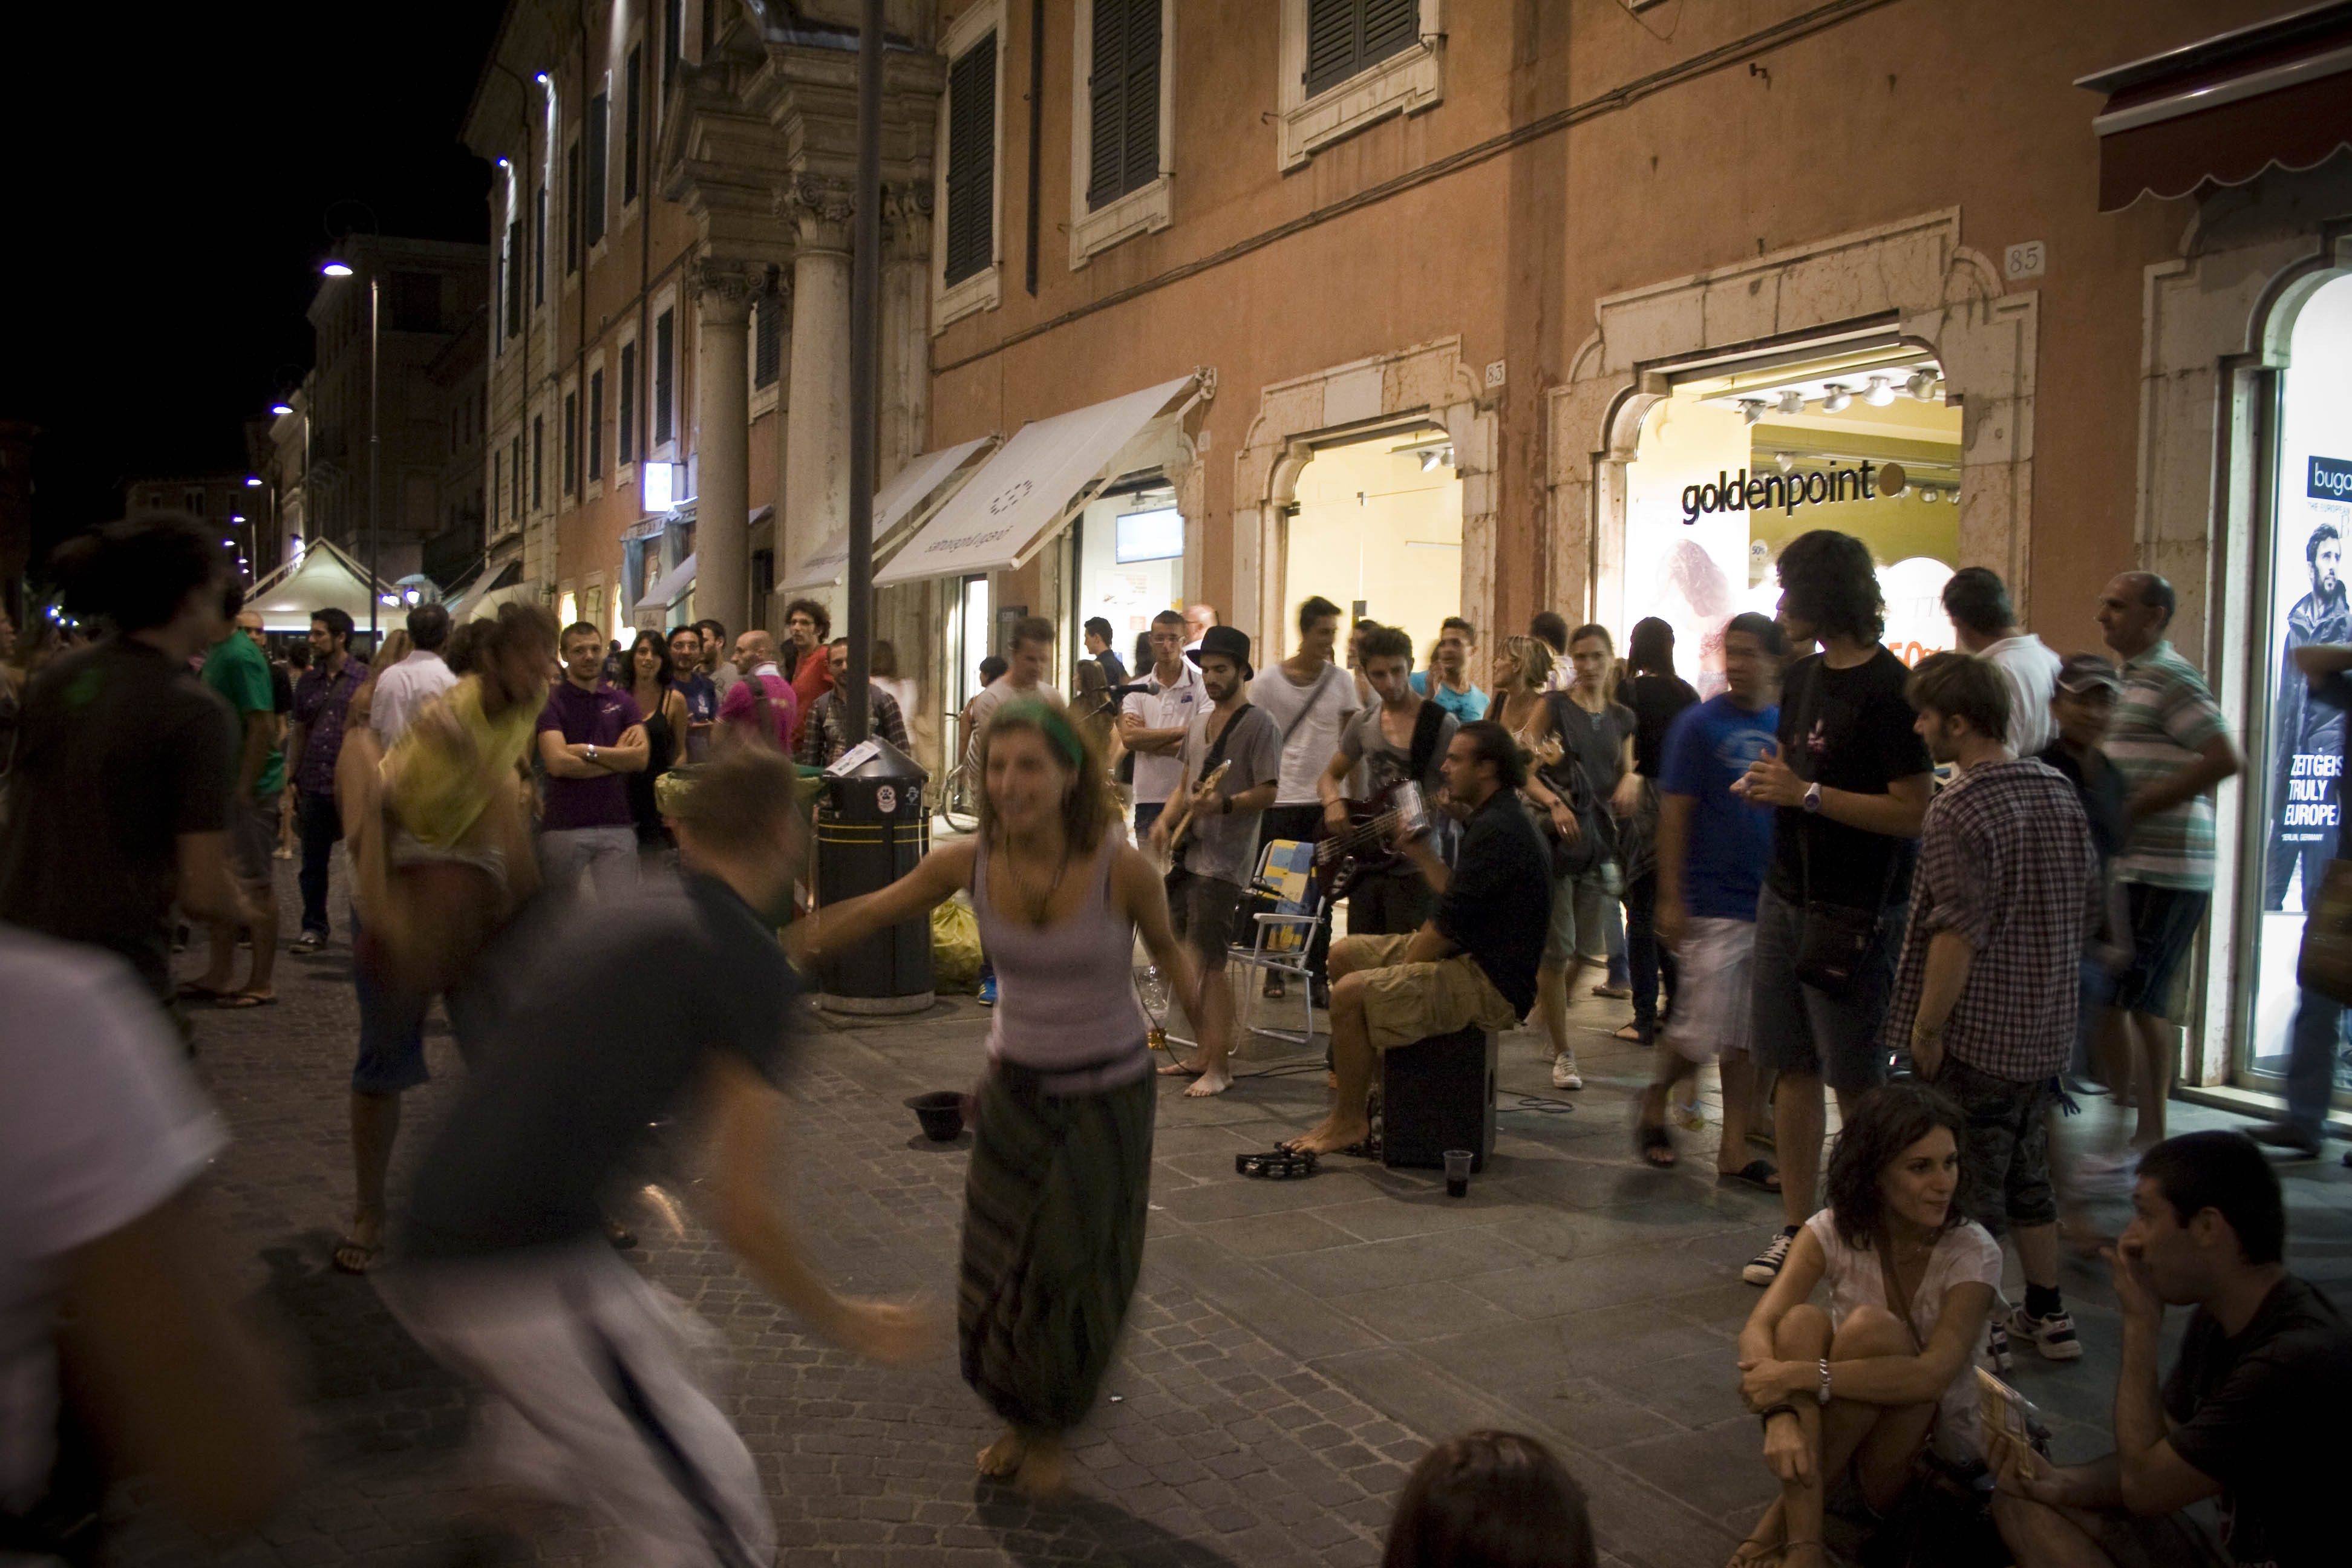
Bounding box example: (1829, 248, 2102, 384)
(811, 738, 934, 1013)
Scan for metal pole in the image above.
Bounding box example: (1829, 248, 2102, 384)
(845, 0, 883, 743)
(368, 274, 381, 648)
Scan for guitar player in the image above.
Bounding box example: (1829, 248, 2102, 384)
(1149, 625, 1281, 1098)
(1317, 624, 1460, 937)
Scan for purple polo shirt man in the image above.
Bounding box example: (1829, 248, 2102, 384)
(536, 622, 650, 903)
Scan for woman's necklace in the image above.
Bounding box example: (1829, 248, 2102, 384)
(998, 839, 1073, 927)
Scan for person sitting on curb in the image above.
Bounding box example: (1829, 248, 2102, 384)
(1731, 1081, 2003, 1568)
(1990, 1131, 2352, 1568)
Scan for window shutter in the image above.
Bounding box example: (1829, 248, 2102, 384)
(563, 392, 578, 494)
(618, 343, 637, 465)
(534, 185, 547, 303)
(585, 93, 609, 244)
(1086, 2, 1128, 209)
(623, 47, 642, 204)
(943, 33, 996, 286)
(566, 143, 583, 273)
(1121, 0, 1161, 198)
(653, 309, 675, 446)
(589, 370, 604, 480)
(1304, 0, 1359, 96)
(753, 288, 782, 388)
(505, 221, 523, 339)
(1362, 0, 1418, 67)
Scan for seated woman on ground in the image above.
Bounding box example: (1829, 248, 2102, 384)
(1731, 1080, 2002, 1568)
(1382, 1429, 1595, 1568)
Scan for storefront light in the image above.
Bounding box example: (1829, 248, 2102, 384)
(1906, 370, 1941, 401)
(1739, 399, 1767, 425)
(1820, 384, 1853, 413)
(1864, 376, 1896, 407)
(1775, 389, 1805, 416)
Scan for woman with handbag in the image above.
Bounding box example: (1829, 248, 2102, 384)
(1730, 1081, 2004, 1568)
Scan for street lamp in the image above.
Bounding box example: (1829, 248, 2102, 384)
(321, 256, 381, 645)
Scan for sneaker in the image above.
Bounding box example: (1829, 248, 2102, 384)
(1550, 1052, 1583, 1091)
(290, 932, 327, 955)
(2010, 1305, 2084, 1361)
(978, 973, 998, 1007)
(1987, 1319, 2016, 1373)
(1743, 1227, 1798, 1287)
(2248, 1122, 2325, 1160)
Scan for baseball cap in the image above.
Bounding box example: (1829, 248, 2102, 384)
(2055, 652, 2122, 697)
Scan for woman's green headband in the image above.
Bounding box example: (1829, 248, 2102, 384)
(994, 697, 1085, 769)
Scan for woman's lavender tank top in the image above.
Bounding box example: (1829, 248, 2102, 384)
(972, 834, 1150, 1090)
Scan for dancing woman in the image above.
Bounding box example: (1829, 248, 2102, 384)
(791, 697, 1220, 1498)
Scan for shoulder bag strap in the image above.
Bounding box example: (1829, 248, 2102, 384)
(1407, 696, 1448, 780)
(1278, 663, 1341, 748)
(1200, 702, 1253, 777)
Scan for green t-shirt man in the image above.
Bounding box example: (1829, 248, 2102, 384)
(201, 633, 284, 798)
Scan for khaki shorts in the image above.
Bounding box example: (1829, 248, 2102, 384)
(1333, 933, 1522, 1051)
(230, 789, 283, 886)
(1662, 916, 1755, 1064)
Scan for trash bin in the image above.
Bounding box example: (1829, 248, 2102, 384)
(811, 738, 934, 1013)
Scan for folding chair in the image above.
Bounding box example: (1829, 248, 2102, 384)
(1226, 838, 1325, 1046)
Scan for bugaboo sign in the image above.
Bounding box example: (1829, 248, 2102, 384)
(2308, 455, 2352, 500)
(1681, 460, 1882, 524)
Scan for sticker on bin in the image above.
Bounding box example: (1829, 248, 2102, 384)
(876, 785, 897, 815)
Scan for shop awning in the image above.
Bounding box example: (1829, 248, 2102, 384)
(780, 437, 995, 592)
(2078, 2, 2352, 211)
(636, 551, 697, 615)
(875, 374, 1201, 586)
(450, 560, 525, 622)
(242, 537, 401, 635)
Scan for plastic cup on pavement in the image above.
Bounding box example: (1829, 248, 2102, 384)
(1443, 1149, 1473, 1198)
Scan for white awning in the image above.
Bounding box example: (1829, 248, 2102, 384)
(242, 537, 401, 634)
(449, 560, 526, 622)
(781, 437, 995, 592)
(875, 375, 1198, 586)
(636, 551, 697, 614)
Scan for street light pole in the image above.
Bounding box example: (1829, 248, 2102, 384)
(368, 273, 381, 650)
(844, 0, 883, 743)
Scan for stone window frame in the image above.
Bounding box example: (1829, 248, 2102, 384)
(1068, 0, 1175, 270)
(932, 0, 1005, 333)
(614, 327, 640, 483)
(1273, 0, 1446, 173)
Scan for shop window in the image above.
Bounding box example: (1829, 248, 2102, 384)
(1622, 344, 1959, 696)
(1282, 428, 1462, 660)
(2247, 272, 2352, 1098)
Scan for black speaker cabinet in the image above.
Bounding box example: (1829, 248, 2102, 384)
(1380, 1025, 1497, 1172)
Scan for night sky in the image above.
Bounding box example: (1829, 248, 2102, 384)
(1, 2, 503, 574)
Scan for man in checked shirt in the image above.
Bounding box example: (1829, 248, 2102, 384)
(1890, 653, 2103, 1365)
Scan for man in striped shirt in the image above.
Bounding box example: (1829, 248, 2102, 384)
(2095, 573, 2243, 1155)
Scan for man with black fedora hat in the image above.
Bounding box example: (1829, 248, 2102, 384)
(1151, 624, 1281, 1097)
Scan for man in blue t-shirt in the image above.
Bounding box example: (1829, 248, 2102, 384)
(1634, 611, 1783, 1186)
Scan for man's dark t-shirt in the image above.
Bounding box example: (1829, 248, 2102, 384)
(2161, 1275, 2352, 1568)
(2037, 740, 2129, 872)
(0, 638, 233, 998)
(1766, 647, 1933, 909)
(537, 680, 644, 831)
(1618, 671, 1700, 779)
(269, 659, 293, 717)
(397, 874, 797, 1261)
(1433, 787, 1552, 1018)
(1095, 649, 1129, 690)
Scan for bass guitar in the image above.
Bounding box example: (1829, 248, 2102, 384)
(1311, 782, 1430, 901)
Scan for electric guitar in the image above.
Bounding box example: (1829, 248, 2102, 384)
(1312, 782, 1430, 901)
(1160, 759, 1232, 859)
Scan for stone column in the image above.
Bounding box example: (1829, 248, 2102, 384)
(880, 183, 933, 482)
(785, 176, 854, 624)
(689, 256, 757, 637)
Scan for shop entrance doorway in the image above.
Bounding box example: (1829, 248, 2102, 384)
(1281, 426, 1463, 658)
(2243, 270, 2352, 1105)
(1622, 339, 1962, 694)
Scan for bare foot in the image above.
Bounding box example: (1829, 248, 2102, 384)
(1183, 1067, 1233, 1098)
(977, 1429, 1025, 1478)
(1157, 1056, 1203, 1077)
(1728, 1497, 1784, 1568)
(1013, 1433, 1069, 1501)
(1284, 1116, 1371, 1156)
(333, 1209, 384, 1275)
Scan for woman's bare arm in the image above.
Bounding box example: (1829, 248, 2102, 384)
(788, 840, 975, 964)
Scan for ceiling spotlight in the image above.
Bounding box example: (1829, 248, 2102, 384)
(1906, 370, 1941, 400)
(1420, 449, 1442, 472)
(1775, 389, 1805, 416)
(1820, 384, 1852, 413)
(1737, 399, 1767, 425)
(1772, 451, 1795, 475)
(1864, 375, 1895, 407)
(321, 261, 353, 277)
(269, 402, 292, 416)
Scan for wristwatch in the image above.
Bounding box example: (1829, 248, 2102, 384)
(1802, 780, 1823, 814)
(587, 743, 599, 763)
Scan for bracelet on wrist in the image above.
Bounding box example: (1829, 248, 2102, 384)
(1759, 1402, 1798, 1430)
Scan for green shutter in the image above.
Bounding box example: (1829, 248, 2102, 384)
(1362, 0, 1418, 67)
(1122, 0, 1161, 198)
(1306, 0, 1416, 97)
(944, 33, 996, 286)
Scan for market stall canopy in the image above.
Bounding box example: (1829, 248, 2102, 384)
(449, 560, 525, 622)
(2078, 2, 2352, 211)
(780, 437, 996, 592)
(875, 374, 1201, 586)
(242, 538, 400, 635)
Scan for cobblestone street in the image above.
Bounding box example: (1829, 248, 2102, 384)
(109, 860, 2352, 1568)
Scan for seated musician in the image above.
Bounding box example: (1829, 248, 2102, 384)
(1316, 624, 1459, 938)
(1284, 720, 1552, 1156)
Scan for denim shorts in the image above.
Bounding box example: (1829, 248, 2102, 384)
(2111, 883, 2208, 1021)
(1749, 883, 1904, 1094)
(1543, 860, 1619, 968)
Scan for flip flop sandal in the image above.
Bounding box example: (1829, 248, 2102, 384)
(1612, 1023, 1650, 1042)
(215, 992, 277, 1008)
(1236, 1148, 1318, 1180)
(331, 1236, 381, 1275)
(1718, 1159, 1782, 1192)
(175, 981, 234, 1001)
(1635, 1122, 1677, 1168)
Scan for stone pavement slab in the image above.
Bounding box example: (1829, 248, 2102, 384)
(100, 858, 2352, 1567)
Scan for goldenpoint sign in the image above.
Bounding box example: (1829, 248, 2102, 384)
(1682, 460, 1886, 524)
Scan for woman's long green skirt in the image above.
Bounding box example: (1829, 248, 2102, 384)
(957, 1060, 1155, 1432)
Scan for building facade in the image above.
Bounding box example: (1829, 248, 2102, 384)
(463, 0, 2352, 1112)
